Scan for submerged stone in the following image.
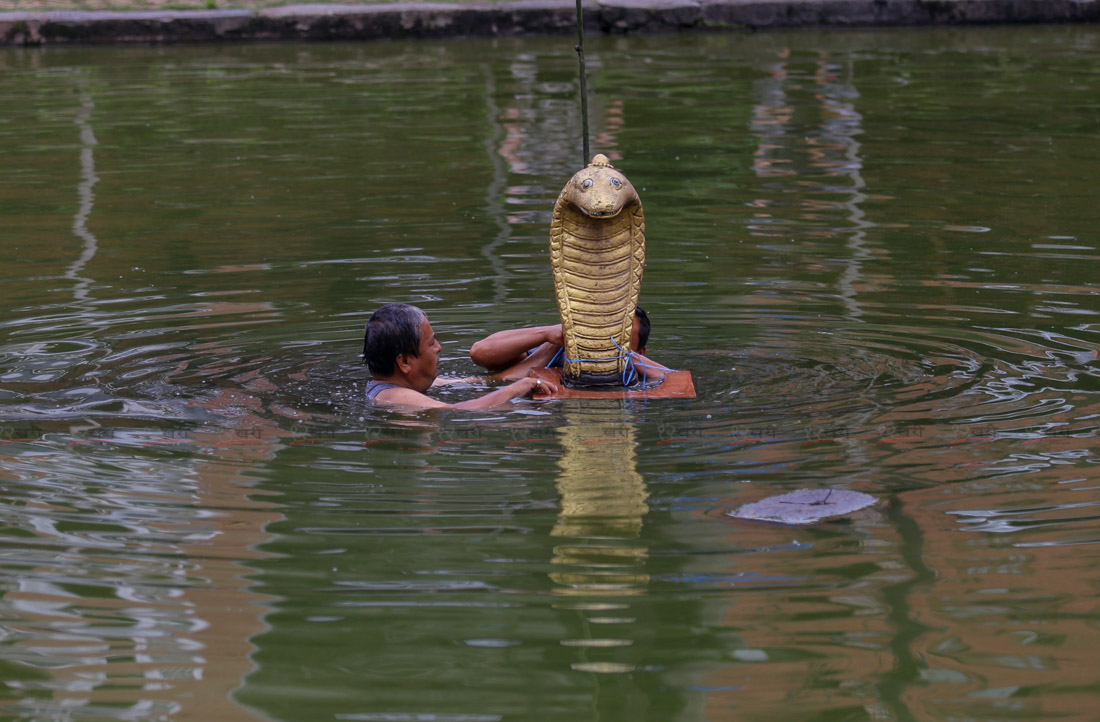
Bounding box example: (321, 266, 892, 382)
(729, 489, 877, 525)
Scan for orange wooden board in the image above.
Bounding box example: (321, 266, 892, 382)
(531, 367, 696, 399)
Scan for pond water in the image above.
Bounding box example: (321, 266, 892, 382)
(2, 23, 1100, 722)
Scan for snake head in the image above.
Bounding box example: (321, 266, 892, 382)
(565, 154, 639, 219)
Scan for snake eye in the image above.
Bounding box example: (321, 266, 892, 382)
(609, 177, 622, 189)
(581, 178, 594, 189)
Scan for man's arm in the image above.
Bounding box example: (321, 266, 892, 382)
(469, 324, 564, 370)
(376, 376, 558, 411)
(493, 342, 561, 381)
(429, 375, 480, 387)
(629, 352, 669, 382)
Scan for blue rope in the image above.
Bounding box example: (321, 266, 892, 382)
(609, 336, 639, 386)
(544, 336, 678, 386)
(546, 346, 564, 369)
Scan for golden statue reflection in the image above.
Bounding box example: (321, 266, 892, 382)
(550, 403, 649, 597)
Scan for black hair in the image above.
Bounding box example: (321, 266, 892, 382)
(362, 303, 426, 376)
(634, 305, 651, 350)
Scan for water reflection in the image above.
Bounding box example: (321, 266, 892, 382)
(473, 47, 625, 312)
(693, 496, 899, 719)
(901, 469, 1100, 720)
(748, 48, 874, 321)
(67, 81, 99, 305)
(0, 88, 283, 714)
(551, 405, 649, 604)
(0, 419, 279, 721)
(480, 65, 515, 306)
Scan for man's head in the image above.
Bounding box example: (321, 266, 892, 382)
(633, 306, 651, 355)
(363, 303, 440, 390)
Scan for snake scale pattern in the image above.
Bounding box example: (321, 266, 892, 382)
(550, 154, 645, 387)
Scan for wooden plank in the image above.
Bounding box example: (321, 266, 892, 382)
(531, 367, 695, 399)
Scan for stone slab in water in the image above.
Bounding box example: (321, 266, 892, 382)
(3, 0, 1099, 45)
(729, 488, 877, 525)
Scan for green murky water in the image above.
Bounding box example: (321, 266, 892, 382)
(2, 25, 1100, 721)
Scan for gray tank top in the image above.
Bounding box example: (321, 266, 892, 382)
(364, 380, 404, 403)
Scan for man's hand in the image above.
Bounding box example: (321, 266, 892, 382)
(522, 371, 558, 398)
(546, 324, 564, 347)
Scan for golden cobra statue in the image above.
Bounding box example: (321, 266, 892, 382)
(550, 154, 645, 388)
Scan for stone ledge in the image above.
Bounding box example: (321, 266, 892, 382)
(1, 0, 1097, 45)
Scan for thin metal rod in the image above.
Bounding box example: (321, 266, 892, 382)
(574, 0, 590, 167)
